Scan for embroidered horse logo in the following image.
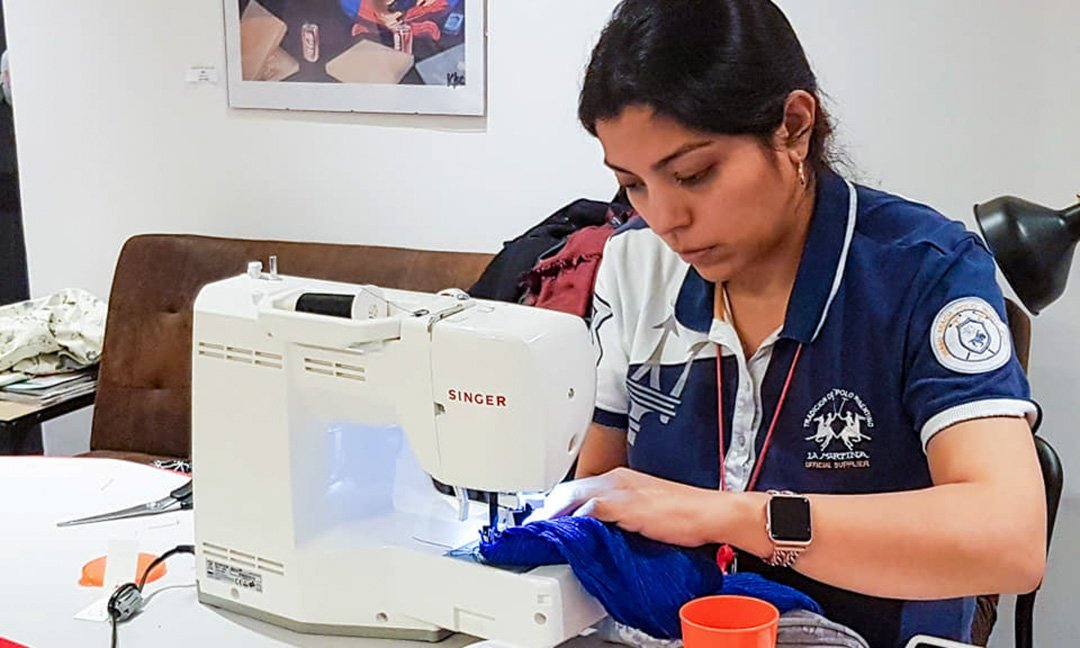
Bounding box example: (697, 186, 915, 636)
(803, 390, 874, 452)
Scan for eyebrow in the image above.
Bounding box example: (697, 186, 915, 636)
(604, 139, 714, 175)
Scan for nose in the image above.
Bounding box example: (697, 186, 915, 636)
(641, 187, 693, 237)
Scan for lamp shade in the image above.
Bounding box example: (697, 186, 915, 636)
(974, 195, 1080, 315)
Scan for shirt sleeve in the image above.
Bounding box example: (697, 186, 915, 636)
(591, 242, 630, 430)
(903, 236, 1037, 450)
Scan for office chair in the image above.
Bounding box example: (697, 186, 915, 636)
(84, 234, 494, 464)
(985, 299, 1064, 648)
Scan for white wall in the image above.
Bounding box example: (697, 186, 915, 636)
(4, 0, 1078, 645)
(4, 0, 623, 300)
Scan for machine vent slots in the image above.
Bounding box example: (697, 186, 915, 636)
(303, 357, 367, 382)
(197, 342, 283, 369)
(202, 542, 286, 576)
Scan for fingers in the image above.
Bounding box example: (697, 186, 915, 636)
(525, 502, 562, 523)
(529, 476, 605, 521)
(571, 497, 615, 522)
(527, 469, 639, 524)
(528, 485, 581, 521)
(571, 498, 596, 518)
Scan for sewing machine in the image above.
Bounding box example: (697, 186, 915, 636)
(191, 264, 605, 647)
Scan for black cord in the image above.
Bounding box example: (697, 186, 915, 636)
(106, 544, 195, 648)
(138, 545, 194, 590)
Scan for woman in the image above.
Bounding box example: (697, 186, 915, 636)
(549, 1, 1046, 645)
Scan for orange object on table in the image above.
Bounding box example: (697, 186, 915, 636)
(79, 552, 166, 587)
(680, 595, 780, 648)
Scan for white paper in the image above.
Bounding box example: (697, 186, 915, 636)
(74, 596, 112, 623)
(75, 538, 139, 623)
(0, 372, 27, 388)
(103, 538, 139, 589)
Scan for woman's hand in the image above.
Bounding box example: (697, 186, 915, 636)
(534, 467, 723, 547)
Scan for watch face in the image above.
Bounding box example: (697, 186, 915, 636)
(769, 496, 811, 542)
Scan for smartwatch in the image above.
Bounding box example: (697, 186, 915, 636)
(765, 490, 812, 568)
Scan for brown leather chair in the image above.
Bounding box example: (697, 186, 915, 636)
(82, 234, 493, 464)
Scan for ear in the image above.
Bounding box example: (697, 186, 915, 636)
(774, 90, 817, 163)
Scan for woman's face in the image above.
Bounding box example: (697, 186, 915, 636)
(595, 105, 803, 284)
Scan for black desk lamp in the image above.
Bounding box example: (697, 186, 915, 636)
(974, 194, 1080, 314)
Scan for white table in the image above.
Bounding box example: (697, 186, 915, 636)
(0, 458, 603, 648)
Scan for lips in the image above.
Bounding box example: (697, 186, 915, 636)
(677, 246, 718, 264)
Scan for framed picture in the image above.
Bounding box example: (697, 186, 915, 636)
(224, 0, 485, 116)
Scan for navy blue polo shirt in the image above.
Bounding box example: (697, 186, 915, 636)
(590, 170, 1036, 647)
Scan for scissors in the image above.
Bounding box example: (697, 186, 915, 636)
(57, 480, 193, 527)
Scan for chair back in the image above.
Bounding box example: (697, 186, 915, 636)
(89, 234, 493, 462)
(1013, 435, 1063, 648)
(1004, 298, 1031, 372)
(999, 298, 1063, 648)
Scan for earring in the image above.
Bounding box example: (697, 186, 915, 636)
(797, 161, 807, 187)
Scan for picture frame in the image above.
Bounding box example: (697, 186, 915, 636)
(224, 0, 485, 116)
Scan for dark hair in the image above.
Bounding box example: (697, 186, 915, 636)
(579, 0, 835, 174)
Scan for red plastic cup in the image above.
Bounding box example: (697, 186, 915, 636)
(680, 595, 780, 648)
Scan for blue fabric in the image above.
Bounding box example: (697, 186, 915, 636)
(478, 517, 821, 639)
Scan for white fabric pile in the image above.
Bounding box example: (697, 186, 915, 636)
(0, 289, 107, 375)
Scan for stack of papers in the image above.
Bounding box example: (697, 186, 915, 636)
(0, 369, 96, 407)
(0, 373, 28, 388)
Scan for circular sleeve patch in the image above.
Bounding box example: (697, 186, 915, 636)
(930, 297, 1012, 374)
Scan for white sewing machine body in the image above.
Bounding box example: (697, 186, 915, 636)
(191, 270, 604, 647)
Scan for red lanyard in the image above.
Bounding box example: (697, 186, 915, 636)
(715, 343, 803, 492)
